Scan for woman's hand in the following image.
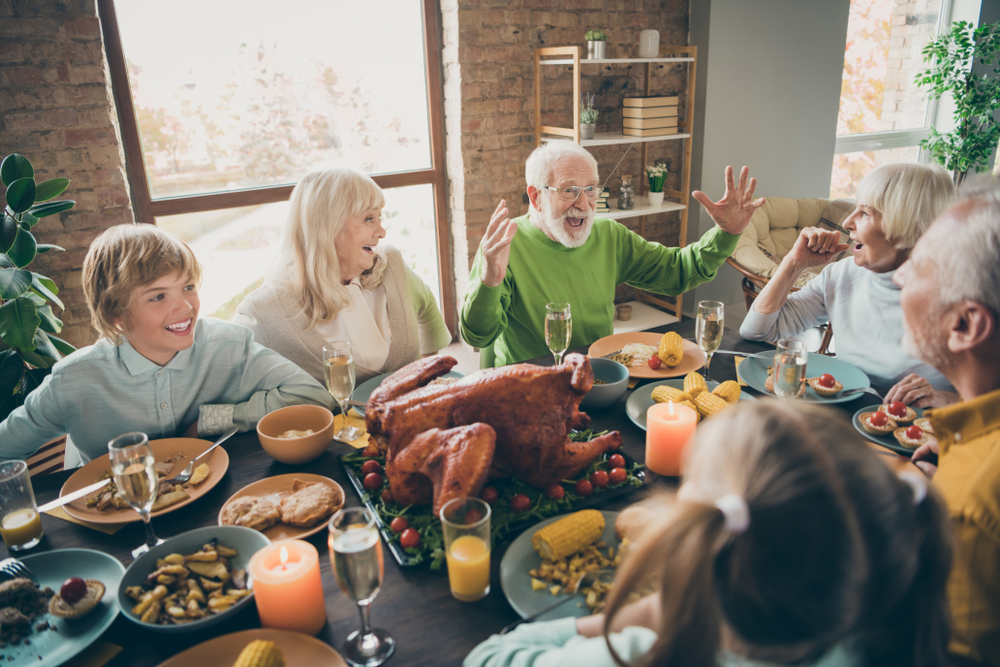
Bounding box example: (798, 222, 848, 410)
(480, 199, 518, 288)
(911, 439, 940, 478)
(784, 228, 850, 271)
(884, 374, 960, 409)
(691, 166, 765, 235)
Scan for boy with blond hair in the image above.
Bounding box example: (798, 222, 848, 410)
(0, 224, 333, 466)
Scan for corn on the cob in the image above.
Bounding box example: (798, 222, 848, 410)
(650, 385, 692, 404)
(694, 391, 730, 418)
(678, 400, 701, 423)
(712, 380, 741, 404)
(684, 371, 708, 398)
(657, 332, 685, 366)
(233, 640, 286, 667)
(532, 510, 605, 561)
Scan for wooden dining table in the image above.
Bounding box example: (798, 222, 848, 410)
(15, 320, 900, 667)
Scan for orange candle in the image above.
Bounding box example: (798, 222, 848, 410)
(645, 401, 698, 476)
(247, 540, 327, 635)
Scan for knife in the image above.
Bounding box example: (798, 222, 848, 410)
(37, 478, 110, 513)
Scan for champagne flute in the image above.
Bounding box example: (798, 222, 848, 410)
(695, 300, 724, 381)
(329, 507, 395, 666)
(545, 302, 572, 366)
(773, 338, 808, 399)
(108, 432, 164, 558)
(324, 342, 362, 441)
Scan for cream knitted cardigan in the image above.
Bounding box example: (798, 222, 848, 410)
(233, 246, 451, 384)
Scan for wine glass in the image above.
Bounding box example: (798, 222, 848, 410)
(108, 432, 164, 558)
(545, 302, 572, 366)
(773, 338, 808, 399)
(329, 507, 395, 666)
(324, 342, 362, 442)
(695, 300, 724, 381)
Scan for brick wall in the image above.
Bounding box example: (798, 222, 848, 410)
(441, 0, 690, 306)
(881, 0, 942, 131)
(0, 0, 133, 348)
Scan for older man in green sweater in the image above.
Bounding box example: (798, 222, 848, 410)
(461, 142, 764, 367)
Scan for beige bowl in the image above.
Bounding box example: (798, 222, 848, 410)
(257, 405, 334, 464)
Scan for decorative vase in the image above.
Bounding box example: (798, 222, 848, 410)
(639, 30, 659, 58)
(580, 123, 596, 140)
(586, 41, 606, 60)
(648, 191, 664, 207)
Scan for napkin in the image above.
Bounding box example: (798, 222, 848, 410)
(64, 640, 121, 667)
(734, 357, 748, 386)
(336, 413, 370, 449)
(43, 506, 126, 535)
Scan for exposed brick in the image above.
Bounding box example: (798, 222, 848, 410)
(0, 41, 23, 62)
(4, 65, 44, 84)
(4, 108, 77, 131)
(63, 127, 115, 147)
(63, 17, 100, 37)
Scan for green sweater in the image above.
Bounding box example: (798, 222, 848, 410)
(461, 216, 739, 366)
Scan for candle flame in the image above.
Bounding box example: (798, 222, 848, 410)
(668, 400, 675, 416)
(279, 546, 289, 568)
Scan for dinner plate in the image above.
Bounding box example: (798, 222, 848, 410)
(736, 351, 870, 403)
(218, 473, 345, 541)
(851, 405, 926, 457)
(59, 438, 230, 525)
(588, 332, 705, 379)
(1, 549, 124, 667)
(154, 628, 346, 667)
(625, 379, 757, 431)
(500, 510, 619, 622)
(351, 370, 465, 416)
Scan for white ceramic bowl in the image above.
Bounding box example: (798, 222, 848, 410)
(580, 358, 629, 411)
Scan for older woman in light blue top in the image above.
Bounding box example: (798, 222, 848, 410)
(740, 163, 956, 407)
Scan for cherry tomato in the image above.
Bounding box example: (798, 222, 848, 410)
(361, 460, 383, 476)
(390, 517, 409, 534)
(545, 484, 565, 500)
(647, 356, 662, 370)
(575, 479, 593, 497)
(60, 577, 87, 604)
(400, 528, 421, 549)
(465, 509, 484, 524)
(590, 470, 609, 488)
(607, 454, 626, 469)
(818, 373, 836, 388)
(479, 486, 499, 505)
(380, 488, 395, 505)
(869, 411, 889, 427)
(363, 472, 383, 492)
(510, 494, 531, 512)
(608, 467, 627, 485)
(887, 401, 907, 418)
(905, 425, 923, 440)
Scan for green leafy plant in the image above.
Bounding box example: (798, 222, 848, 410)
(584, 29, 607, 42)
(1, 154, 76, 421)
(581, 93, 599, 124)
(645, 164, 668, 193)
(915, 20, 1000, 182)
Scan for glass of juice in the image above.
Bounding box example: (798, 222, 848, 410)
(440, 497, 491, 602)
(0, 461, 43, 551)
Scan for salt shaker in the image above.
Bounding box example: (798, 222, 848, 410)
(617, 175, 635, 210)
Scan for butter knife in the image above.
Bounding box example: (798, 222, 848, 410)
(37, 478, 110, 513)
(600, 349, 623, 360)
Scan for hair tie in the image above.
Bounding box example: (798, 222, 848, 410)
(898, 471, 928, 505)
(715, 494, 750, 534)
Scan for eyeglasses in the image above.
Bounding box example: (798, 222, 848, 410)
(543, 185, 600, 201)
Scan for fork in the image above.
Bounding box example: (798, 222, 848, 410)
(500, 569, 614, 635)
(0, 557, 36, 582)
(842, 386, 883, 400)
(163, 425, 238, 485)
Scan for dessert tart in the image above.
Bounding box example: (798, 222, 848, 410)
(913, 417, 934, 435)
(879, 401, 917, 425)
(808, 373, 842, 397)
(893, 425, 931, 450)
(860, 410, 896, 435)
(48, 578, 105, 619)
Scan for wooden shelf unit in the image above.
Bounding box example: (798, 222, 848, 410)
(532, 45, 697, 319)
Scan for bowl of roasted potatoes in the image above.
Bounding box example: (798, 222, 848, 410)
(118, 525, 270, 633)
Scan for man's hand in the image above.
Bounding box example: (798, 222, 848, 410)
(784, 228, 850, 270)
(480, 199, 518, 288)
(885, 374, 960, 409)
(691, 166, 766, 235)
(911, 439, 939, 478)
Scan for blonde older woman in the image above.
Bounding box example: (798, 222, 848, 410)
(740, 163, 956, 407)
(233, 169, 450, 385)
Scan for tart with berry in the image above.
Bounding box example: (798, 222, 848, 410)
(913, 417, 934, 435)
(894, 424, 931, 450)
(48, 577, 105, 619)
(808, 373, 842, 397)
(860, 409, 896, 435)
(878, 401, 917, 425)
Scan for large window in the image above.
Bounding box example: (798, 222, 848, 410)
(99, 0, 451, 326)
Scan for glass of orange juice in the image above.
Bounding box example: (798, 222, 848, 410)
(440, 497, 491, 602)
(0, 461, 43, 551)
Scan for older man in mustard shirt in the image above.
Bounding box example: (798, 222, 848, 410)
(896, 177, 1000, 666)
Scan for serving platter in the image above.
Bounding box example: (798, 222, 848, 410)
(351, 370, 465, 416)
(736, 350, 870, 403)
(218, 473, 345, 541)
(588, 332, 705, 379)
(625, 378, 757, 431)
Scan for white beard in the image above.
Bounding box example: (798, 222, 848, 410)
(901, 306, 951, 373)
(535, 197, 596, 248)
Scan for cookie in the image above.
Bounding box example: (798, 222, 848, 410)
(220, 496, 280, 532)
(48, 580, 105, 619)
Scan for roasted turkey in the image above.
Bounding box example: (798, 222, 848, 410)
(364, 353, 622, 514)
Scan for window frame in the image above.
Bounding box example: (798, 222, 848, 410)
(98, 0, 455, 332)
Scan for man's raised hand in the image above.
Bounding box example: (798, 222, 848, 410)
(691, 165, 766, 236)
(480, 199, 518, 288)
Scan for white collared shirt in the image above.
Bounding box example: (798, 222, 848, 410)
(315, 279, 392, 371)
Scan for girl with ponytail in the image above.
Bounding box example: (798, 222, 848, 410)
(465, 401, 952, 667)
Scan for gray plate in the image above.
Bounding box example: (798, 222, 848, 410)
(625, 378, 757, 431)
(736, 350, 870, 403)
(851, 405, 925, 457)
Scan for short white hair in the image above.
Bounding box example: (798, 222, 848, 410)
(855, 162, 954, 250)
(524, 141, 599, 192)
(935, 175, 1000, 319)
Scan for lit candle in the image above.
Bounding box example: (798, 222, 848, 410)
(247, 540, 327, 635)
(645, 401, 698, 476)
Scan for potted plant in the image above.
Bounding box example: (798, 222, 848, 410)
(915, 19, 1000, 185)
(1, 153, 76, 422)
(580, 93, 599, 140)
(585, 29, 607, 60)
(645, 163, 668, 206)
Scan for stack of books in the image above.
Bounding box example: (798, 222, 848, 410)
(595, 187, 610, 213)
(622, 96, 679, 137)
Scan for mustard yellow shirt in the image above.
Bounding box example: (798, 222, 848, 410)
(930, 388, 1000, 666)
